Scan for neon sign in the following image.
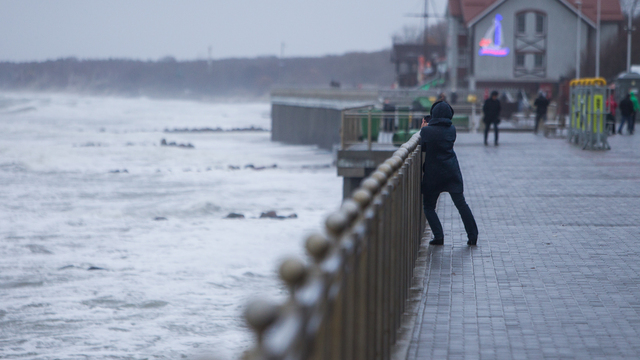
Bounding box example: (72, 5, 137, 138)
(479, 14, 510, 57)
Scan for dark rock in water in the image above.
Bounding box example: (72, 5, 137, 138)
(260, 210, 279, 219)
(228, 165, 240, 170)
(59, 265, 76, 270)
(245, 164, 277, 171)
(109, 169, 128, 173)
(161, 138, 194, 149)
(154, 217, 168, 221)
(260, 211, 297, 219)
(225, 213, 245, 219)
(88, 266, 106, 271)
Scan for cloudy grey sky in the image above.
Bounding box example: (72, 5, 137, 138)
(0, 0, 447, 62)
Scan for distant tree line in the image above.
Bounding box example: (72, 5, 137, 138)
(0, 50, 395, 99)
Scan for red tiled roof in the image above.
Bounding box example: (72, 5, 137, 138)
(449, 0, 623, 26)
(565, 0, 624, 23)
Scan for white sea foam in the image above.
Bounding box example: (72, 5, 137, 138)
(0, 93, 342, 359)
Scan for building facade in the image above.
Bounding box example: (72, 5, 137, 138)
(447, 0, 624, 92)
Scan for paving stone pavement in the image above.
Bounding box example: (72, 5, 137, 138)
(406, 133, 640, 360)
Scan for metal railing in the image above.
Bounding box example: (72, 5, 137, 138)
(242, 133, 425, 360)
(341, 107, 430, 150)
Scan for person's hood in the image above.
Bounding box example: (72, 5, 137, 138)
(430, 101, 454, 118)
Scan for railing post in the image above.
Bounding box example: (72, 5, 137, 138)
(367, 109, 372, 151)
(340, 110, 345, 150)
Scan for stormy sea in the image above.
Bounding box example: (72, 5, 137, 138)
(0, 93, 342, 359)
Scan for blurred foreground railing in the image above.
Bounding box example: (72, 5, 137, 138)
(243, 133, 425, 360)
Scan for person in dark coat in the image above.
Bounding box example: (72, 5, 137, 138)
(420, 101, 479, 246)
(619, 93, 634, 134)
(483, 90, 501, 145)
(533, 91, 550, 134)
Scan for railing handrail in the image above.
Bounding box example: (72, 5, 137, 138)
(242, 133, 425, 360)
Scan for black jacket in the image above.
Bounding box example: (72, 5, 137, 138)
(620, 96, 634, 117)
(482, 98, 501, 124)
(534, 96, 550, 116)
(420, 101, 464, 194)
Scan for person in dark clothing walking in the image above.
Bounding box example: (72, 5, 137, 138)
(420, 101, 479, 246)
(619, 93, 634, 134)
(606, 91, 617, 135)
(483, 90, 501, 145)
(533, 91, 550, 134)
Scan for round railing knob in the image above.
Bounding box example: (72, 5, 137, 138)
(360, 178, 380, 194)
(244, 298, 280, 338)
(279, 257, 307, 289)
(394, 148, 409, 159)
(370, 170, 388, 185)
(390, 155, 404, 168)
(352, 189, 372, 208)
(325, 211, 349, 236)
(377, 163, 393, 177)
(340, 199, 360, 221)
(305, 233, 331, 262)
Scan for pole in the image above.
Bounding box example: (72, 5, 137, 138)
(596, 0, 601, 78)
(627, 0, 639, 73)
(576, 0, 582, 79)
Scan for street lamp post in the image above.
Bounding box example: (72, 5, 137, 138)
(576, 0, 582, 79)
(627, 0, 639, 73)
(596, 0, 601, 78)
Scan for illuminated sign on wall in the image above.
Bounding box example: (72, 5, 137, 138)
(479, 14, 510, 57)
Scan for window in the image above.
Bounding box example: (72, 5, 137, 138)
(535, 53, 545, 67)
(517, 13, 526, 33)
(516, 53, 526, 67)
(536, 14, 544, 34)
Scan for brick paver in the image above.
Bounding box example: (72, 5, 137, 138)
(407, 133, 640, 360)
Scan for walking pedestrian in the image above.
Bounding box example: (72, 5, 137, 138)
(606, 90, 617, 135)
(630, 91, 640, 135)
(420, 101, 479, 246)
(483, 90, 501, 145)
(533, 91, 550, 134)
(619, 93, 634, 135)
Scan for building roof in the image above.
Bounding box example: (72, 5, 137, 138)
(449, 0, 623, 27)
(564, 0, 624, 23)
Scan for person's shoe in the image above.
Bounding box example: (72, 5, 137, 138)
(484, 141, 488, 146)
(467, 239, 477, 246)
(495, 142, 499, 146)
(429, 238, 444, 245)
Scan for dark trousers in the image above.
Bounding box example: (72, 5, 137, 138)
(606, 114, 616, 135)
(619, 115, 633, 134)
(423, 191, 478, 241)
(484, 122, 499, 144)
(534, 113, 546, 134)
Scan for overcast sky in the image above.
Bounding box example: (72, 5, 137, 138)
(0, 0, 447, 62)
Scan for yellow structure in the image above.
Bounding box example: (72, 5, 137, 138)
(569, 78, 611, 150)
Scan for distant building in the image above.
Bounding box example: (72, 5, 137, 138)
(447, 0, 624, 92)
(391, 37, 446, 88)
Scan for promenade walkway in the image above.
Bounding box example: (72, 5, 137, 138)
(406, 133, 640, 359)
